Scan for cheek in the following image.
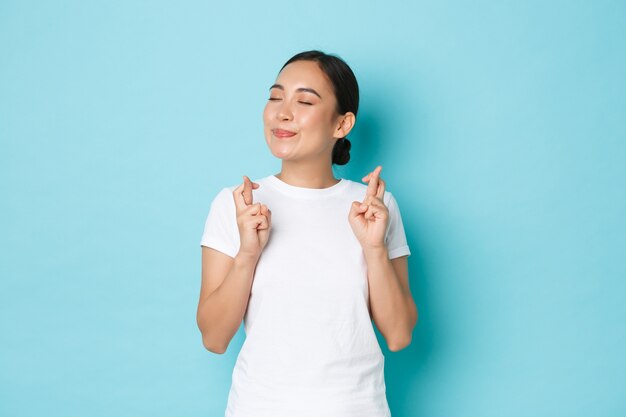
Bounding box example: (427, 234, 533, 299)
(302, 109, 335, 136)
(262, 104, 272, 124)
(298, 108, 325, 129)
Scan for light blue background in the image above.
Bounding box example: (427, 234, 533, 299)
(1, 1, 624, 416)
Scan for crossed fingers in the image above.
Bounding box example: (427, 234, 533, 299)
(359, 165, 388, 220)
(232, 175, 270, 226)
(362, 165, 385, 200)
(233, 175, 258, 209)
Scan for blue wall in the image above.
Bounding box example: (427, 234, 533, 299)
(1, 1, 624, 416)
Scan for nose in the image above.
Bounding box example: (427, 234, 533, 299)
(277, 100, 293, 121)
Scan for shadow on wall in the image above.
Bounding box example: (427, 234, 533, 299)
(339, 78, 440, 417)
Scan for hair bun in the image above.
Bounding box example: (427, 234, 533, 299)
(332, 137, 351, 166)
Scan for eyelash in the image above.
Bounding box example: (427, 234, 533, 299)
(268, 98, 313, 105)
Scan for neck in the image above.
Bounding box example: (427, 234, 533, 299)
(276, 158, 339, 189)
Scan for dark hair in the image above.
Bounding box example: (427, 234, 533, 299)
(280, 50, 359, 165)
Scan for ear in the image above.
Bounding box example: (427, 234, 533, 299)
(332, 112, 356, 139)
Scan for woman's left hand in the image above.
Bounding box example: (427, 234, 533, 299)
(348, 165, 388, 251)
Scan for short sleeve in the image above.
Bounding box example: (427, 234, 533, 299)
(200, 187, 240, 258)
(384, 192, 411, 259)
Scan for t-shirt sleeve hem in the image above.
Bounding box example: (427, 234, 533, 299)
(200, 239, 237, 259)
(388, 245, 411, 260)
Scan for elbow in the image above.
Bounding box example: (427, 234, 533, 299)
(202, 335, 228, 354)
(388, 312, 417, 353)
(197, 313, 228, 354)
(388, 335, 412, 352)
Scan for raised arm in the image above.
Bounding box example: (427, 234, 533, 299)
(349, 166, 417, 351)
(196, 176, 272, 354)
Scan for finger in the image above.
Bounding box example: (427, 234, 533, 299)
(259, 204, 268, 217)
(233, 177, 259, 210)
(365, 165, 382, 196)
(260, 204, 271, 224)
(232, 183, 247, 211)
(376, 178, 386, 200)
(242, 175, 254, 205)
(245, 213, 267, 230)
(265, 207, 272, 229)
(364, 205, 374, 220)
(245, 202, 261, 216)
(349, 201, 368, 219)
(238, 203, 261, 221)
(242, 207, 263, 227)
(255, 215, 269, 230)
(363, 195, 385, 208)
(364, 203, 384, 221)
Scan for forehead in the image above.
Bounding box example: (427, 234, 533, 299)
(275, 60, 334, 95)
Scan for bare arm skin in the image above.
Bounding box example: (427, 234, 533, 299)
(350, 166, 418, 352)
(365, 250, 417, 352)
(196, 176, 271, 354)
(197, 248, 260, 354)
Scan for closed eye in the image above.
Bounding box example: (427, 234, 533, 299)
(298, 101, 313, 105)
(268, 97, 281, 101)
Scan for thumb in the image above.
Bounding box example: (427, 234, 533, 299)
(349, 201, 367, 219)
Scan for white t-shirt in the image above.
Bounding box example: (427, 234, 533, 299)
(200, 174, 411, 417)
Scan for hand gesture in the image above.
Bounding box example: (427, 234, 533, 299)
(232, 175, 272, 258)
(348, 165, 388, 251)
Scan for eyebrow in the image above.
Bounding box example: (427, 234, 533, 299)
(269, 84, 322, 99)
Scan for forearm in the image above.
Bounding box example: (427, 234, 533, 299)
(197, 252, 259, 353)
(364, 247, 417, 349)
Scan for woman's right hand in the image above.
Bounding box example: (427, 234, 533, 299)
(232, 175, 272, 258)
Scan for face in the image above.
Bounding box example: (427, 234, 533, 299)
(263, 60, 346, 164)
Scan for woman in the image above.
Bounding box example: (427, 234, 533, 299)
(197, 50, 417, 417)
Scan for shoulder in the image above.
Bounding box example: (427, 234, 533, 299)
(206, 187, 235, 216)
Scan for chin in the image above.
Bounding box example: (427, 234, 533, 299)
(266, 139, 297, 160)
(268, 148, 293, 160)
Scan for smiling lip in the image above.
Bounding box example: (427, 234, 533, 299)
(273, 129, 297, 138)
